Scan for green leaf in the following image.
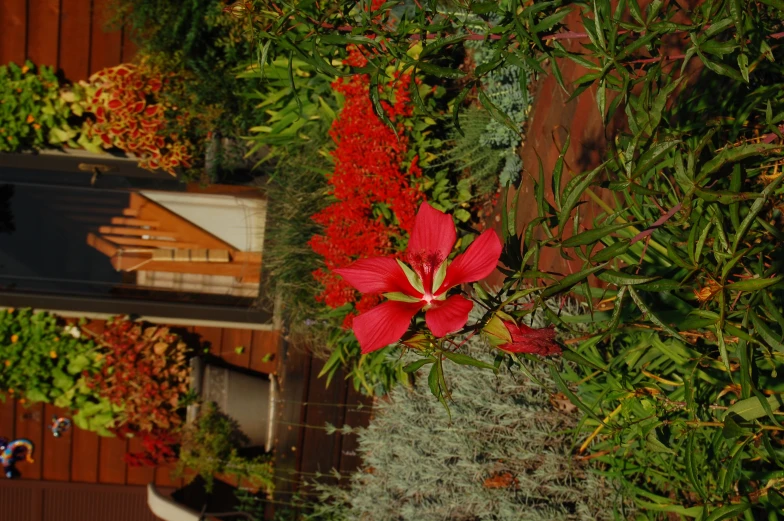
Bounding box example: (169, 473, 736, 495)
(562, 222, 633, 247)
(427, 362, 440, 399)
(731, 171, 784, 253)
(478, 89, 521, 136)
(562, 347, 607, 372)
(699, 143, 781, 182)
(403, 358, 435, 373)
(442, 352, 497, 372)
(414, 60, 465, 79)
(549, 366, 605, 426)
(591, 239, 631, 263)
(598, 270, 660, 286)
(724, 394, 784, 421)
(645, 428, 676, 454)
(703, 502, 750, 521)
(725, 275, 782, 292)
(721, 414, 749, 439)
(558, 161, 608, 231)
(542, 264, 606, 298)
(628, 287, 684, 341)
(750, 311, 784, 352)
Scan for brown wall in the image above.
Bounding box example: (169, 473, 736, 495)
(0, 0, 137, 81)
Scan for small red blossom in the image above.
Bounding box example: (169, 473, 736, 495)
(336, 202, 502, 353)
(484, 315, 561, 356)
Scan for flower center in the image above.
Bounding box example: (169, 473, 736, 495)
(407, 250, 444, 298)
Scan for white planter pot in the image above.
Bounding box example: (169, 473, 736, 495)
(187, 357, 277, 452)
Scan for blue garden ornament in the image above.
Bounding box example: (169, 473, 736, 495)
(0, 437, 34, 479)
(49, 416, 72, 438)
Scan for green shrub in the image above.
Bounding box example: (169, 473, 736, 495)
(176, 401, 274, 494)
(0, 61, 80, 152)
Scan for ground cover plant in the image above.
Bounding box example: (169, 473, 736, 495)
(300, 308, 627, 521)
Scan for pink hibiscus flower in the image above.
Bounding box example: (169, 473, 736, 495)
(335, 202, 502, 353)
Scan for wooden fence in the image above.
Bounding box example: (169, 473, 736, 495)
(0, 0, 137, 81)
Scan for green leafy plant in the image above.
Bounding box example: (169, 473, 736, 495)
(0, 309, 116, 434)
(0, 61, 81, 152)
(176, 401, 273, 493)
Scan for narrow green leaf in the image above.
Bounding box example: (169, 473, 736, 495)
(592, 239, 631, 263)
(703, 502, 750, 521)
(563, 222, 633, 247)
(403, 358, 436, 373)
(598, 270, 660, 286)
(628, 287, 684, 340)
(549, 365, 605, 426)
(724, 394, 784, 421)
(725, 275, 783, 292)
(558, 161, 608, 231)
(443, 352, 497, 371)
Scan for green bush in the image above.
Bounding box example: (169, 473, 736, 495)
(0, 61, 80, 152)
(176, 401, 274, 494)
(301, 314, 627, 521)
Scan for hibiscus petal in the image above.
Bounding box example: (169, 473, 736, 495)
(425, 295, 473, 337)
(353, 301, 424, 354)
(407, 202, 456, 260)
(437, 229, 502, 294)
(335, 257, 420, 296)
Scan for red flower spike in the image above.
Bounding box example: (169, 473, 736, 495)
(336, 202, 502, 353)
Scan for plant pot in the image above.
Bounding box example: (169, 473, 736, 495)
(186, 358, 277, 452)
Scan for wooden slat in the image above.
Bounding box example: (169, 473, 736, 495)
(154, 463, 183, 488)
(132, 193, 236, 250)
(98, 226, 177, 238)
(110, 217, 160, 227)
(42, 404, 72, 481)
(121, 24, 138, 63)
(0, 0, 27, 65)
(233, 251, 263, 264)
(59, 0, 93, 80)
(122, 208, 139, 217)
(113, 254, 261, 279)
(0, 398, 16, 439)
(249, 330, 279, 374)
(86, 232, 119, 258)
(70, 427, 100, 483)
(337, 385, 372, 484)
(15, 402, 44, 480)
(102, 235, 199, 249)
(125, 436, 156, 485)
(98, 436, 128, 485)
(220, 329, 252, 369)
(27, 0, 61, 68)
(89, 0, 123, 74)
(193, 326, 223, 357)
(299, 359, 347, 486)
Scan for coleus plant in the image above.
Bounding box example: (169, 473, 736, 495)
(81, 63, 193, 175)
(83, 319, 192, 434)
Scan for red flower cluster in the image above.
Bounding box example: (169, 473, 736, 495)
(83, 320, 191, 434)
(121, 427, 179, 468)
(309, 46, 424, 324)
(85, 64, 192, 175)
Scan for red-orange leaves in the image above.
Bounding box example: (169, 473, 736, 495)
(84, 63, 193, 176)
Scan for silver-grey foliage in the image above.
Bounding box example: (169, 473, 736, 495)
(305, 306, 627, 521)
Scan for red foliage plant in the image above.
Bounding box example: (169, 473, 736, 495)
(85, 64, 193, 175)
(309, 45, 424, 327)
(84, 320, 191, 435)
